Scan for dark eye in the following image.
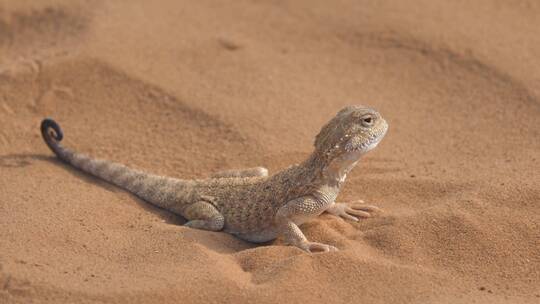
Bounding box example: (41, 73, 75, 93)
(361, 115, 374, 127)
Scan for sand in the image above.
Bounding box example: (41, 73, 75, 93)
(0, 0, 539, 303)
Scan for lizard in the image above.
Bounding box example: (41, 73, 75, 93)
(40, 105, 388, 253)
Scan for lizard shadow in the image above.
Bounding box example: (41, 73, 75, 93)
(5, 152, 186, 226)
(4, 153, 263, 254)
(0, 153, 48, 168)
(0, 153, 262, 254)
(52, 157, 187, 226)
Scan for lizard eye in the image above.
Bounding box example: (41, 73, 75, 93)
(361, 115, 375, 127)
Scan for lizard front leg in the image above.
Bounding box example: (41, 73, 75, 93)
(275, 196, 337, 253)
(325, 200, 382, 221)
(211, 166, 268, 178)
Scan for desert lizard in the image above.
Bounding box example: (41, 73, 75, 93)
(40, 106, 388, 253)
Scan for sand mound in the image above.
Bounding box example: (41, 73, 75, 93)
(1, 1, 539, 303)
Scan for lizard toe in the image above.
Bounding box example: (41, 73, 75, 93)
(301, 242, 338, 253)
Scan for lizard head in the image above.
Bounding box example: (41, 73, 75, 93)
(314, 106, 388, 162)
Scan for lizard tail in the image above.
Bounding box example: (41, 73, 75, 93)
(40, 118, 186, 210)
(41, 118, 73, 162)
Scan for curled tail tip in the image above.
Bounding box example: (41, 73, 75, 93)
(41, 118, 64, 151)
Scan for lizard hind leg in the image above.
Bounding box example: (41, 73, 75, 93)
(182, 201, 225, 231)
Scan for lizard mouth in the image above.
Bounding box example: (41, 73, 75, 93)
(344, 121, 388, 153)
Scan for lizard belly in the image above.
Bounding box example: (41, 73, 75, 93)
(292, 211, 326, 226)
(219, 198, 278, 243)
(230, 228, 278, 243)
(223, 214, 278, 243)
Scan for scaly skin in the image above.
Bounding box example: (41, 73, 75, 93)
(40, 106, 388, 253)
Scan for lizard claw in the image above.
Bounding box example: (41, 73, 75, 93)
(326, 200, 382, 222)
(299, 241, 338, 253)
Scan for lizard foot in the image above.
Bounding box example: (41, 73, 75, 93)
(299, 241, 338, 253)
(326, 200, 382, 222)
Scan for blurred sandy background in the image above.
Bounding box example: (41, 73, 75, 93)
(0, 1, 539, 303)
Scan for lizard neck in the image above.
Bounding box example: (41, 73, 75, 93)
(268, 149, 364, 201)
(301, 148, 363, 188)
(322, 149, 364, 187)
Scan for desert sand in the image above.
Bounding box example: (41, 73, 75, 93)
(0, 0, 539, 303)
